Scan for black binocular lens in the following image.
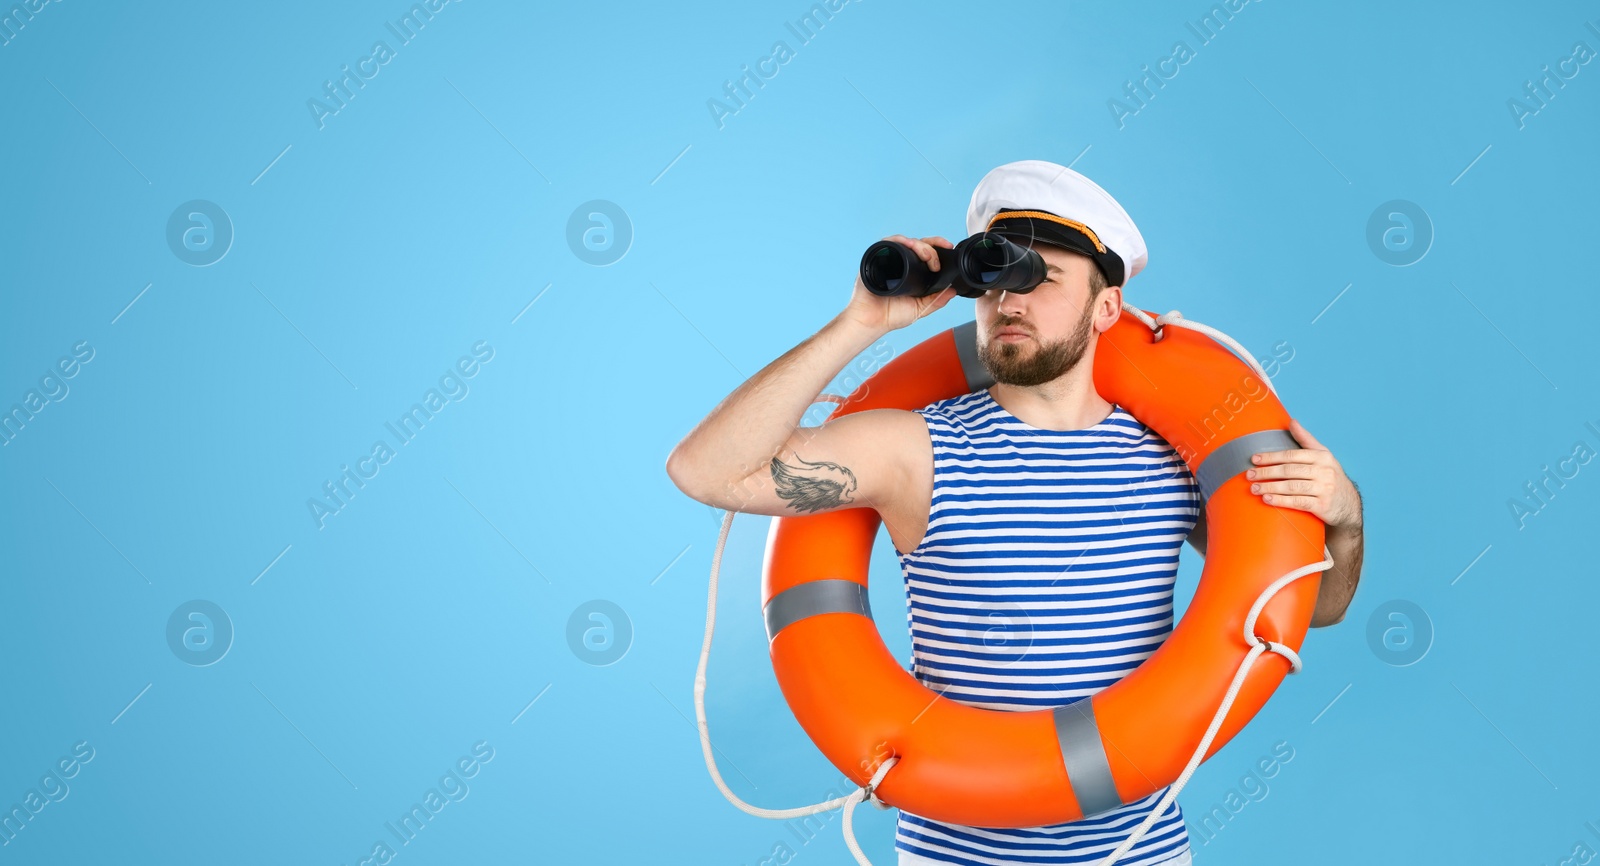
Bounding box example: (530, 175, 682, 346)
(960, 236, 1047, 294)
(859, 234, 1046, 298)
(862, 243, 910, 295)
(860, 241, 961, 298)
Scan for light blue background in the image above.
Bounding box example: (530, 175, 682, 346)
(2, 1, 1598, 863)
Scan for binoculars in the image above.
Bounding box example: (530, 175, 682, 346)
(859, 233, 1047, 298)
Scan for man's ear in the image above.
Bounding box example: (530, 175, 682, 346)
(1095, 285, 1123, 332)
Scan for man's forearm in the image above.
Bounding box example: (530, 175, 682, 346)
(667, 313, 886, 498)
(1312, 522, 1363, 627)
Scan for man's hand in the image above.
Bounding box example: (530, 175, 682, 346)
(842, 235, 960, 334)
(1246, 417, 1362, 531)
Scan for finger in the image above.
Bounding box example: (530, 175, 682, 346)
(1246, 462, 1317, 481)
(924, 236, 955, 249)
(1289, 417, 1327, 451)
(883, 235, 931, 266)
(905, 238, 938, 270)
(884, 235, 923, 255)
(1251, 448, 1321, 466)
(1260, 493, 1320, 512)
(1251, 478, 1321, 496)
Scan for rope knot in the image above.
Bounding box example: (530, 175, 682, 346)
(1250, 635, 1304, 674)
(864, 755, 899, 810)
(1152, 309, 1184, 341)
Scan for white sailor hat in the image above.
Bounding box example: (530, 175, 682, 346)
(965, 160, 1148, 288)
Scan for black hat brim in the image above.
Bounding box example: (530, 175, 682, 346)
(985, 212, 1125, 288)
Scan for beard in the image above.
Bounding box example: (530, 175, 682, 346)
(977, 298, 1096, 387)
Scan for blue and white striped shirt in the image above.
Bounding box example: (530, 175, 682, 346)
(894, 388, 1200, 866)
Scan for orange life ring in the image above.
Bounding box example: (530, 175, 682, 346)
(760, 308, 1326, 829)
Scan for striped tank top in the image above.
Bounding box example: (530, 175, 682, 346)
(894, 388, 1200, 866)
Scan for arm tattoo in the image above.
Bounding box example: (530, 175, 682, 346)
(770, 453, 859, 514)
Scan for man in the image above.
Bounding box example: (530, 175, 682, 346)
(666, 160, 1364, 866)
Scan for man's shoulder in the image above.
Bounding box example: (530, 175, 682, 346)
(827, 392, 985, 433)
(1111, 407, 1199, 485)
(813, 406, 933, 452)
(1115, 406, 1184, 450)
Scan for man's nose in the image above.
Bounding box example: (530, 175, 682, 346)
(997, 291, 1027, 316)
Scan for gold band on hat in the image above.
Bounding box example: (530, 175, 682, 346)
(986, 210, 1107, 254)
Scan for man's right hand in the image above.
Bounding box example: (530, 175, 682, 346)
(670, 234, 947, 520)
(841, 234, 961, 334)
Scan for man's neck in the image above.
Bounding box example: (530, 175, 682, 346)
(988, 371, 1112, 432)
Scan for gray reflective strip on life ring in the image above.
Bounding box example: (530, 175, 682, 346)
(763, 579, 872, 642)
(1052, 698, 1123, 817)
(954, 320, 996, 392)
(1194, 429, 1299, 502)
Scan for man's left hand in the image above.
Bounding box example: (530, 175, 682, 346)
(1246, 417, 1362, 531)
